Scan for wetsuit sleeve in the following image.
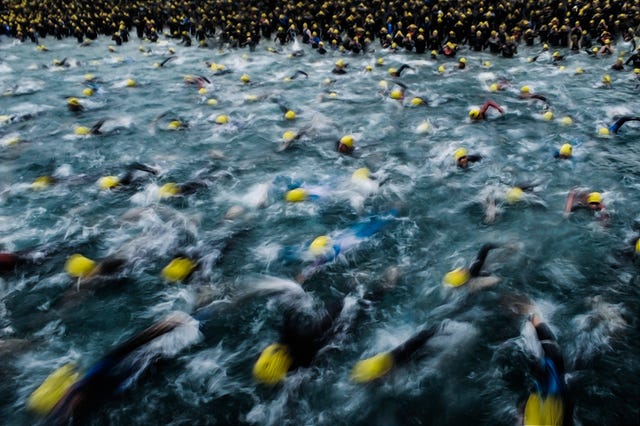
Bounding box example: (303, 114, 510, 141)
(468, 243, 499, 277)
(390, 325, 439, 364)
(466, 154, 483, 163)
(534, 323, 565, 376)
(481, 99, 503, 114)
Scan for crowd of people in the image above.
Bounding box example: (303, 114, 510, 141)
(1, 0, 640, 56)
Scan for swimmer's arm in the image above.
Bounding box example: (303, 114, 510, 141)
(481, 99, 504, 114)
(563, 189, 576, 217)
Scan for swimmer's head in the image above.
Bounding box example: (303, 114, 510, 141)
(506, 187, 524, 204)
(215, 114, 229, 125)
(520, 85, 530, 94)
(410, 97, 425, 106)
(282, 130, 296, 142)
(309, 235, 332, 257)
(285, 188, 307, 202)
(98, 176, 120, 190)
(635, 238, 640, 254)
(459, 57, 466, 64)
(159, 182, 180, 198)
(559, 143, 573, 158)
(598, 127, 610, 136)
(64, 254, 97, 278)
(602, 74, 612, 84)
(240, 73, 251, 83)
(339, 135, 354, 148)
(161, 257, 196, 282)
(468, 108, 481, 119)
(67, 97, 80, 106)
(542, 110, 554, 121)
(82, 88, 94, 97)
(253, 343, 292, 385)
(443, 267, 470, 287)
(284, 110, 296, 120)
(489, 83, 499, 92)
(587, 192, 602, 205)
(560, 116, 573, 126)
(125, 78, 136, 87)
(390, 88, 403, 100)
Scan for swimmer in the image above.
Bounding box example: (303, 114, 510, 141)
(64, 253, 127, 287)
(351, 323, 441, 383)
(332, 59, 348, 74)
(457, 57, 467, 69)
(468, 99, 504, 120)
(156, 180, 210, 199)
(154, 56, 175, 68)
(611, 58, 624, 71)
(183, 74, 210, 88)
(389, 64, 413, 77)
(96, 162, 158, 190)
(66, 97, 84, 112)
(563, 188, 609, 222)
(287, 70, 309, 80)
(554, 143, 573, 159)
(443, 243, 506, 291)
(453, 147, 482, 169)
(336, 134, 355, 155)
(519, 311, 573, 426)
(519, 86, 548, 104)
(607, 116, 640, 134)
(75, 119, 106, 135)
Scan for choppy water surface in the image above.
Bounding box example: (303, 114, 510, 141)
(1, 37, 639, 425)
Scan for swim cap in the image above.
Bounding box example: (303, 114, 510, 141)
(575, 67, 584, 75)
(489, 83, 499, 92)
(553, 51, 560, 57)
(98, 176, 120, 190)
(167, 120, 183, 130)
(592, 47, 599, 54)
(309, 235, 332, 257)
(240, 73, 251, 83)
(587, 192, 602, 204)
(634, 68, 640, 74)
(125, 79, 136, 87)
(559, 143, 572, 157)
(207, 98, 218, 106)
(542, 111, 554, 121)
(410, 97, 424, 106)
(84, 74, 95, 82)
(559, 66, 566, 71)
(352, 167, 370, 180)
(108, 46, 116, 52)
(635, 238, 640, 254)
(284, 110, 296, 120)
(506, 187, 524, 204)
(159, 182, 180, 198)
(27, 363, 80, 415)
(65, 254, 97, 278)
(560, 116, 573, 126)
(82, 88, 94, 97)
(376, 58, 384, 65)
(282, 130, 296, 142)
(459, 57, 466, 64)
(253, 343, 292, 385)
(438, 65, 445, 73)
(340, 135, 354, 148)
(598, 127, 610, 136)
(67, 97, 80, 106)
(602, 74, 612, 84)
(520, 86, 531, 94)
(215, 114, 229, 125)
(32, 176, 53, 189)
(390, 88, 403, 100)
(335, 59, 345, 68)
(388, 67, 397, 76)
(443, 267, 470, 287)
(351, 352, 394, 383)
(365, 65, 373, 72)
(543, 43, 549, 50)
(74, 126, 91, 136)
(162, 257, 196, 282)
(454, 147, 468, 161)
(469, 109, 480, 119)
(199, 87, 208, 95)
(285, 188, 307, 202)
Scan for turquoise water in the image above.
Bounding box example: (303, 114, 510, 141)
(1, 36, 639, 425)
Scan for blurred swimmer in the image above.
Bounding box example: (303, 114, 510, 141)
(469, 99, 504, 120)
(563, 188, 609, 222)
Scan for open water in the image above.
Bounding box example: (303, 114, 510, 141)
(0, 36, 639, 425)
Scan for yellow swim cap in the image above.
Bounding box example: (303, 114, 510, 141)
(634, 68, 640, 74)
(543, 43, 549, 50)
(365, 65, 373, 72)
(340, 135, 354, 148)
(74, 126, 91, 136)
(520, 85, 531, 93)
(559, 143, 572, 157)
(284, 110, 296, 120)
(125, 78, 136, 87)
(65, 254, 97, 278)
(67, 97, 80, 106)
(587, 192, 602, 204)
(27, 364, 80, 415)
(390, 88, 403, 100)
(376, 58, 384, 65)
(309, 235, 332, 257)
(410, 97, 424, 106)
(443, 267, 470, 287)
(159, 182, 180, 198)
(559, 65, 565, 71)
(32, 176, 53, 189)
(561, 116, 573, 126)
(215, 114, 229, 125)
(84, 73, 95, 81)
(489, 83, 499, 92)
(598, 127, 610, 136)
(575, 67, 584, 75)
(167, 120, 183, 130)
(207, 98, 218, 106)
(469, 109, 480, 119)
(542, 111, 554, 121)
(82, 88, 94, 97)
(553, 51, 560, 57)
(240, 73, 251, 83)
(335, 59, 345, 68)
(282, 130, 296, 142)
(635, 238, 640, 254)
(506, 187, 524, 204)
(253, 343, 292, 385)
(98, 176, 120, 190)
(285, 188, 307, 202)
(459, 57, 466, 64)
(602, 74, 612, 84)
(352, 167, 370, 180)
(454, 147, 468, 161)
(388, 67, 397, 75)
(438, 65, 445, 73)
(484, 61, 491, 67)
(161, 257, 196, 282)
(351, 352, 394, 383)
